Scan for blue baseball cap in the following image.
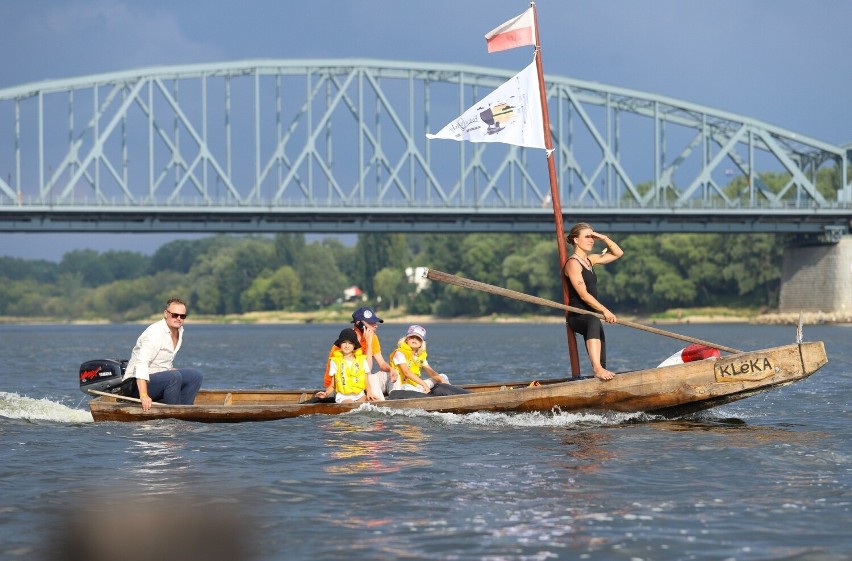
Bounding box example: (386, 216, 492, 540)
(351, 307, 383, 324)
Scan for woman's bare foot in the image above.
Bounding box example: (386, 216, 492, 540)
(593, 368, 615, 381)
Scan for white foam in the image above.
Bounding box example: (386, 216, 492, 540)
(351, 402, 651, 427)
(0, 392, 94, 423)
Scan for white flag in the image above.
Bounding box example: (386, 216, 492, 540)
(426, 60, 545, 150)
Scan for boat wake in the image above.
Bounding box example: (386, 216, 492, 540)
(350, 402, 654, 427)
(0, 392, 94, 423)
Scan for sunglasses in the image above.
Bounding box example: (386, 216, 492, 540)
(167, 311, 188, 319)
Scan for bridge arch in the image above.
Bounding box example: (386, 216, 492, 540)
(1, 59, 849, 236)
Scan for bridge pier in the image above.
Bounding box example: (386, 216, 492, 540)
(779, 236, 852, 314)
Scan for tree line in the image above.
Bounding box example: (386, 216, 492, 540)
(0, 230, 785, 321)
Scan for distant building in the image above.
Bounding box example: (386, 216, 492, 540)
(405, 266, 431, 293)
(343, 286, 364, 302)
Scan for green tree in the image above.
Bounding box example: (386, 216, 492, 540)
(57, 249, 148, 287)
(0, 256, 59, 283)
(373, 267, 408, 309)
(322, 237, 359, 282)
(149, 235, 242, 274)
(354, 233, 408, 296)
(274, 233, 306, 267)
(294, 242, 347, 309)
(502, 239, 561, 307)
(607, 235, 689, 310)
(58, 250, 105, 287)
(241, 266, 301, 311)
(410, 233, 463, 274)
(188, 238, 276, 314)
(84, 271, 188, 321)
(715, 233, 784, 307)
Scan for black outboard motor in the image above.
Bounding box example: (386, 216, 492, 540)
(79, 359, 130, 396)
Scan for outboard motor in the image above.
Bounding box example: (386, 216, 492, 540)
(79, 359, 130, 395)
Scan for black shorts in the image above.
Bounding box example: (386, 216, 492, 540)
(567, 313, 607, 368)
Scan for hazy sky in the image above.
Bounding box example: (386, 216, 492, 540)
(1, 0, 850, 261)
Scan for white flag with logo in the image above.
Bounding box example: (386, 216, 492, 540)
(426, 59, 545, 150)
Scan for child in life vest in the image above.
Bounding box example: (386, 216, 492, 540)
(316, 328, 371, 403)
(389, 325, 470, 398)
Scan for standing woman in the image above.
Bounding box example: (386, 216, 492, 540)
(564, 223, 624, 381)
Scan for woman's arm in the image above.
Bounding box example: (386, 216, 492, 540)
(590, 233, 623, 265)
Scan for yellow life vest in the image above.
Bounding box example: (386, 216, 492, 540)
(331, 349, 367, 395)
(392, 341, 428, 388)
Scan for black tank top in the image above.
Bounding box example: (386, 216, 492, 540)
(566, 256, 597, 312)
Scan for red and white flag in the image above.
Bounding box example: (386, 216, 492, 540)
(484, 7, 536, 53)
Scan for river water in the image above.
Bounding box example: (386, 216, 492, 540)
(1, 322, 850, 560)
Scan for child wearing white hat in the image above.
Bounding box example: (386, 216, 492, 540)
(388, 325, 470, 398)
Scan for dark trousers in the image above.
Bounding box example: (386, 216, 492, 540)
(388, 383, 472, 400)
(430, 382, 472, 396)
(130, 369, 203, 405)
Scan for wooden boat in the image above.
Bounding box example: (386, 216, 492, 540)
(86, 341, 827, 423)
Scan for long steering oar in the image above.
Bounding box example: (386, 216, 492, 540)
(425, 268, 743, 354)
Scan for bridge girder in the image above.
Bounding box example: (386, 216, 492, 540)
(1, 59, 849, 235)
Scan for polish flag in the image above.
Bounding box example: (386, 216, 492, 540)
(485, 8, 536, 53)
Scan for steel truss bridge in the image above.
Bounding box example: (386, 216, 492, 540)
(1, 59, 850, 240)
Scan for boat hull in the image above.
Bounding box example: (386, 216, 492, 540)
(88, 342, 827, 423)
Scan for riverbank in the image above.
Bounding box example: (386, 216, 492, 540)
(3, 308, 849, 326)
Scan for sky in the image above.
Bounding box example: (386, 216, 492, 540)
(1, 0, 850, 262)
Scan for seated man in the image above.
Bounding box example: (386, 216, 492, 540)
(122, 298, 203, 412)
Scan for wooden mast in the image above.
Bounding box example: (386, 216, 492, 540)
(530, 2, 581, 376)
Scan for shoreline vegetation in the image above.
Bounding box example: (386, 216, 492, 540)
(2, 308, 849, 326)
(0, 232, 811, 328)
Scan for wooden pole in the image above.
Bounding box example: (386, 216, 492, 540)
(531, 2, 581, 376)
(425, 268, 743, 354)
(87, 389, 162, 406)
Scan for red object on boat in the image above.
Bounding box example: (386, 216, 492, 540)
(658, 344, 721, 367)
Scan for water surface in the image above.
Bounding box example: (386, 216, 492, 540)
(1, 322, 850, 560)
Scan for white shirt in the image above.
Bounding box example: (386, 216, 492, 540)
(123, 318, 183, 381)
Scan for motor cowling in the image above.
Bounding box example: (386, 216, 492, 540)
(79, 359, 130, 395)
